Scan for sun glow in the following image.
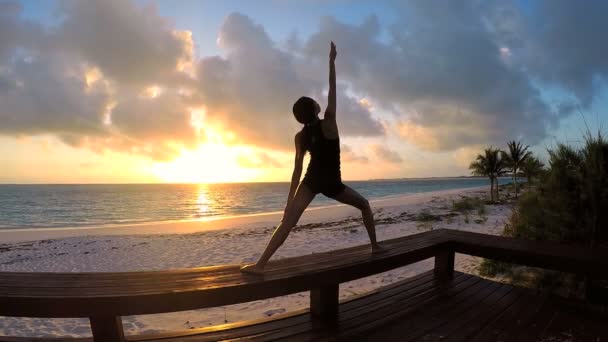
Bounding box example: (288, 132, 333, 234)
(150, 142, 263, 184)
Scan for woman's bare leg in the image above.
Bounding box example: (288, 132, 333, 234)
(241, 184, 315, 274)
(332, 185, 382, 251)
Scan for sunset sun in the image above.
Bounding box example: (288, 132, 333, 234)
(150, 142, 262, 184)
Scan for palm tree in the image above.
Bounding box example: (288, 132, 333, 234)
(470, 147, 507, 202)
(521, 156, 544, 186)
(502, 141, 532, 198)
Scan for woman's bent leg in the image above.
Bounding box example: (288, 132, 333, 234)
(332, 185, 381, 251)
(241, 183, 315, 274)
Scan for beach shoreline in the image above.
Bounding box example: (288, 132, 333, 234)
(0, 186, 488, 243)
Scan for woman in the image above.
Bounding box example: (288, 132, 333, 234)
(241, 41, 381, 274)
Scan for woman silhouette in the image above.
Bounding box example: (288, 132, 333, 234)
(241, 42, 381, 274)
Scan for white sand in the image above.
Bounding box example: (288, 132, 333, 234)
(0, 186, 512, 338)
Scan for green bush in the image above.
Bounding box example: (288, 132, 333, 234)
(452, 197, 485, 213)
(478, 259, 512, 277)
(504, 133, 608, 245)
(415, 210, 441, 222)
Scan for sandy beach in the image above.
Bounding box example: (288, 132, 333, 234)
(0, 186, 513, 338)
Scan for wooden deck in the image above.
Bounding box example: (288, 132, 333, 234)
(5, 270, 605, 342)
(0, 229, 606, 342)
(355, 271, 607, 342)
(123, 271, 605, 342)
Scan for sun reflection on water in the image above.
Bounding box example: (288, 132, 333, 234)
(197, 185, 211, 215)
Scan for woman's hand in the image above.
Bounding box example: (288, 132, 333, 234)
(330, 41, 337, 62)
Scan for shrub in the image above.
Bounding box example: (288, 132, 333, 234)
(479, 259, 512, 277)
(415, 210, 441, 222)
(452, 197, 484, 213)
(504, 133, 608, 245)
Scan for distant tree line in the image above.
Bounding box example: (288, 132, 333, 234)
(469, 140, 544, 202)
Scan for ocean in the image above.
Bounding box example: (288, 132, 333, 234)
(0, 178, 508, 230)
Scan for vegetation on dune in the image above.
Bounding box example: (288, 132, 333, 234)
(477, 133, 608, 298)
(451, 197, 487, 224)
(451, 197, 485, 213)
(521, 155, 544, 186)
(505, 133, 608, 245)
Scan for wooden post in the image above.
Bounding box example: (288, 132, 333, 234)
(90, 316, 125, 342)
(434, 249, 455, 281)
(310, 283, 339, 326)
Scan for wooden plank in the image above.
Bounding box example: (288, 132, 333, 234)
(434, 249, 454, 281)
(335, 274, 488, 340)
(236, 272, 468, 342)
(537, 301, 608, 341)
(89, 316, 125, 342)
(446, 286, 526, 342)
(469, 286, 545, 342)
(310, 284, 339, 326)
(510, 298, 558, 342)
(399, 280, 504, 341)
(0, 337, 92, 342)
(492, 290, 550, 341)
(129, 310, 312, 342)
(3, 274, 607, 342)
(418, 283, 516, 341)
(1, 229, 608, 342)
(0, 237, 448, 317)
(446, 230, 608, 277)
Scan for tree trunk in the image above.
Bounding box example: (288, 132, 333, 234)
(513, 167, 518, 199)
(489, 177, 494, 202)
(495, 177, 500, 201)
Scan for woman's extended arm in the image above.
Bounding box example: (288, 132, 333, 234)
(286, 133, 305, 206)
(325, 41, 337, 121)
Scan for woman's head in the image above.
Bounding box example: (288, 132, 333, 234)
(293, 96, 320, 124)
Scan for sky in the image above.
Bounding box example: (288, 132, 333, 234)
(1, 0, 607, 184)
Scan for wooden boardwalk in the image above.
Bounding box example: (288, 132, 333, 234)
(127, 271, 604, 342)
(0, 229, 606, 341)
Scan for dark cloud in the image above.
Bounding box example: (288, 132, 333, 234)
(0, 55, 110, 137)
(0, 1, 45, 60)
(0, 0, 199, 160)
(57, 0, 193, 85)
(301, 2, 559, 150)
(1, 0, 607, 162)
(195, 12, 384, 150)
(524, 0, 608, 107)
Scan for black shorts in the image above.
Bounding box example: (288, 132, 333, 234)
(302, 177, 345, 198)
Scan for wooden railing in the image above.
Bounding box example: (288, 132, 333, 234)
(0, 229, 606, 342)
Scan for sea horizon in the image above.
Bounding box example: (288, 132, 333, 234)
(0, 175, 489, 186)
(0, 177, 510, 231)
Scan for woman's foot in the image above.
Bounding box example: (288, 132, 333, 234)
(240, 263, 265, 275)
(371, 243, 386, 254)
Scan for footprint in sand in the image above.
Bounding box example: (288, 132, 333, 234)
(264, 308, 286, 317)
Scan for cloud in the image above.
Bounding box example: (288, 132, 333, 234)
(371, 144, 402, 163)
(341, 144, 369, 163)
(1, 0, 607, 164)
(0, 0, 199, 160)
(0, 55, 110, 137)
(57, 0, 194, 85)
(301, 3, 559, 150)
(523, 1, 608, 107)
(236, 152, 285, 169)
(195, 12, 384, 150)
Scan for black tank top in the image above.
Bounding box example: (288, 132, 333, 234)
(302, 120, 342, 182)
